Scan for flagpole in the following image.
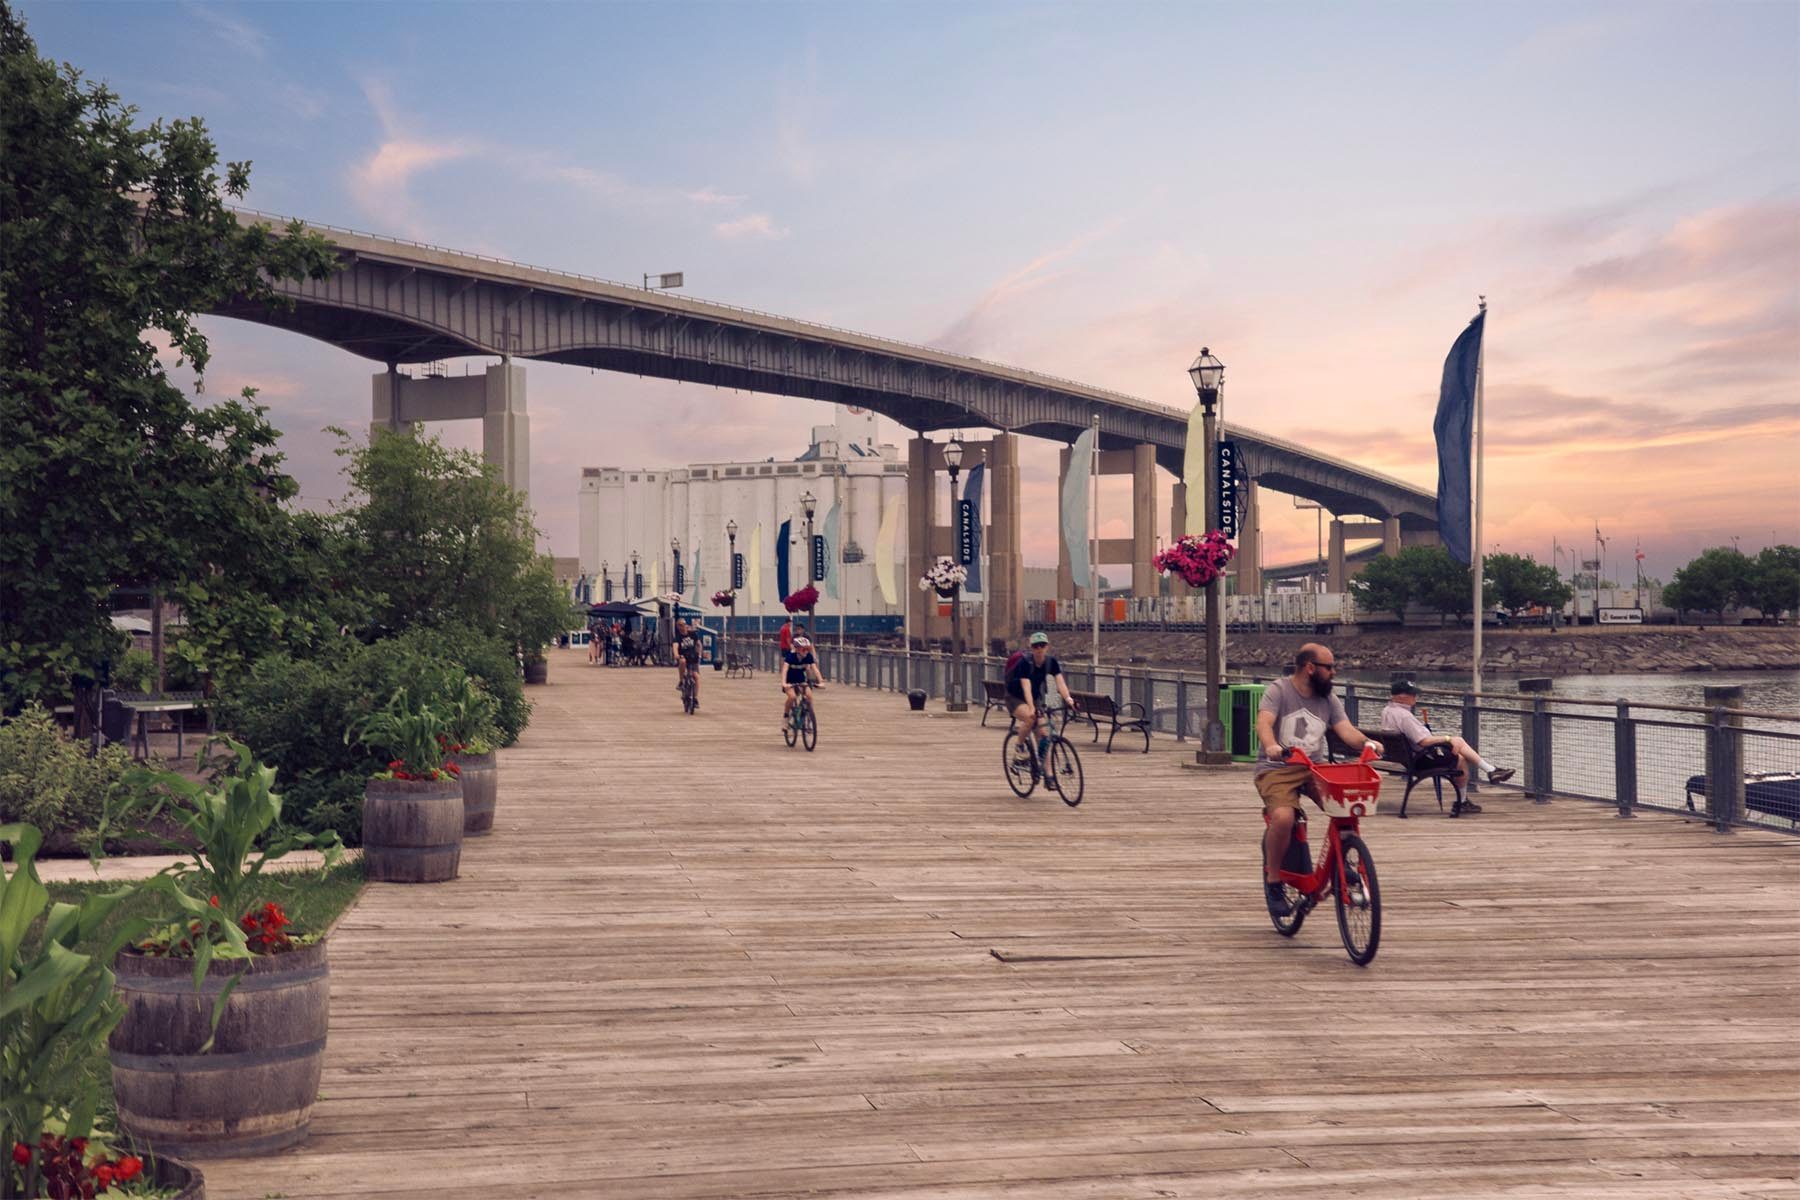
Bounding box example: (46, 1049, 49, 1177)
(1472, 295, 1487, 697)
(1089, 412, 1101, 668)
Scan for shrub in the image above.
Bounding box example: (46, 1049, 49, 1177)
(112, 647, 155, 694)
(0, 705, 131, 850)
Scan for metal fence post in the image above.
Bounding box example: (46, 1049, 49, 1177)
(1614, 699, 1636, 818)
(1344, 683, 1359, 726)
(1461, 692, 1481, 794)
(1704, 684, 1745, 832)
(1519, 678, 1553, 803)
(1175, 677, 1188, 742)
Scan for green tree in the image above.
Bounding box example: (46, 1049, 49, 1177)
(1486, 552, 1574, 614)
(0, 5, 336, 707)
(1354, 546, 1492, 624)
(1746, 545, 1800, 621)
(1353, 553, 1412, 622)
(1664, 547, 1752, 621)
(337, 428, 569, 655)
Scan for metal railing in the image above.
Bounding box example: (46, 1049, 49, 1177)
(745, 639, 1800, 835)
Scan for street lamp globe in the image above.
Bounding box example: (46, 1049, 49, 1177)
(670, 536, 680, 552)
(943, 434, 964, 472)
(726, 519, 738, 539)
(800, 490, 816, 520)
(1188, 348, 1226, 396)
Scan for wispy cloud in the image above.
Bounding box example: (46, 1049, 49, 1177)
(714, 213, 789, 241)
(932, 215, 1133, 356)
(345, 80, 472, 236)
(182, 2, 268, 60)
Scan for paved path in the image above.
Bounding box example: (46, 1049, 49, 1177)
(207, 649, 1800, 1198)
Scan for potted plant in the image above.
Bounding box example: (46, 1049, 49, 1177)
(1153, 531, 1237, 588)
(346, 690, 463, 883)
(440, 677, 501, 837)
(783, 585, 819, 614)
(522, 650, 548, 686)
(710, 589, 735, 609)
(101, 743, 343, 1160)
(2, 823, 208, 1197)
(918, 558, 967, 599)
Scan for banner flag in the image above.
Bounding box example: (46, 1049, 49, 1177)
(875, 496, 901, 605)
(1061, 426, 1096, 583)
(1434, 310, 1485, 564)
(1182, 398, 1208, 522)
(962, 463, 986, 596)
(775, 518, 792, 601)
(748, 524, 763, 605)
(650, 560, 660, 600)
(823, 501, 842, 599)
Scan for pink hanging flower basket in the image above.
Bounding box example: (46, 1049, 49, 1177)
(1153, 531, 1237, 588)
(783, 585, 819, 613)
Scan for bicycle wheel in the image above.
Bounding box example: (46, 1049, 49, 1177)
(1333, 832, 1381, 965)
(1260, 830, 1308, 938)
(783, 704, 798, 746)
(1047, 737, 1084, 807)
(801, 702, 817, 751)
(1000, 732, 1037, 797)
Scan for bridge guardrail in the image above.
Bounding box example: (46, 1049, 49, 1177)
(745, 638, 1799, 835)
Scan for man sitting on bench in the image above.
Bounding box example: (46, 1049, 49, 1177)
(1380, 678, 1514, 815)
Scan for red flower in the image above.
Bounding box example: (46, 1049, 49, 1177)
(388, 758, 405, 770)
(94, 1163, 115, 1186)
(446, 762, 461, 776)
(208, 894, 220, 907)
(10, 1142, 28, 1165)
(116, 1155, 143, 1182)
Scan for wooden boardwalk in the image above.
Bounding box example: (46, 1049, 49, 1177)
(208, 650, 1800, 1199)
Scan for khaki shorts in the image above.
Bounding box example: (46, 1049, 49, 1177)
(1255, 764, 1319, 812)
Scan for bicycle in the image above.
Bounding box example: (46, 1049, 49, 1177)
(1261, 745, 1383, 965)
(783, 683, 819, 751)
(679, 666, 697, 715)
(1001, 701, 1084, 806)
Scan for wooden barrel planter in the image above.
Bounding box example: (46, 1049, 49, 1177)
(111, 942, 329, 1159)
(362, 775, 464, 882)
(523, 658, 548, 685)
(155, 1154, 207, 1198)
(453, 751, 498, 836)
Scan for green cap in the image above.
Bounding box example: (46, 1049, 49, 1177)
(1029, 631, 1050, 646)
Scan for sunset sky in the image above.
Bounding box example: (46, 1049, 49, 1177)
(24, 0, 1799, 583)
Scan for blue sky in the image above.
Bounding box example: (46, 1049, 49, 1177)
(23, 0, 1800, 579)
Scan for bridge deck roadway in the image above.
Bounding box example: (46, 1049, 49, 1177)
(207, 649, 1799, 1198)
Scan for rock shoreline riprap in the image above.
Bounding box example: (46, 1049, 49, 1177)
(1076, 626, 1800, 676)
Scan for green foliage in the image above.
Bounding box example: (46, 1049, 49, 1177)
(1485, 552, 1574, 613)
(336, 428, 567, 655)
(111, 739, 344, 947)
(1353, 547, 1494, 623)
(1746, 545, 1799, 620)
(442, 676, 500, 756)
(1352, 554, 1412, 622)
(346, 689, 451, 779)
(0, 6, 338, 709)
(111, 648, 154, 694)
(423, 626, 530, 747)
(1663, 546, 1752, 619)
(0, 822, 180, 1186)
(0, 705, 131, 849)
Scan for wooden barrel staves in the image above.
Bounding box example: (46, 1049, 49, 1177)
(362, 775, 464, 882)
(523, 658, 548, 685)
(453, 751, 498, 836)
(111, 942, 329, 1159)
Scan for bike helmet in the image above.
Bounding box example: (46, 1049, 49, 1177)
(793, 637, 812, 650)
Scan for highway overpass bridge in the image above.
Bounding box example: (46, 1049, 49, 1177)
(213, 210, 1439, 637)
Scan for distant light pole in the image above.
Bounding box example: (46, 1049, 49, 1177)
(1189, 347, 1229, 763)
(670, 536, 682, 656)
(601, 559, 610, 603)
(630, 550, 641, 600)
(726, 519, 739, 666)
(800, 491, 818, 636)
(944, 434, 968, 712)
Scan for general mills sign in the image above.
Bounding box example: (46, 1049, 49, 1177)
(1217, 441, 1240, 539)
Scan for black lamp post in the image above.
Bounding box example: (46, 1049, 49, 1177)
(601, 559, 610, 604)
(944, 434, 967, 712)
(800, 491, 818, 637)
(630, 550, 641, 600)
(1188, 347, 1230, 764)
(726, 519, 738, 666)
(670, 536, 681, 655)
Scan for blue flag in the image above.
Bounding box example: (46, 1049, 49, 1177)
(776, 518, 792, 602)
(962, 462, 985, 596)
(1434, 311, 1484, 565)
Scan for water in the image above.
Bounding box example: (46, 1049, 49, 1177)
(1351, 669, 1800, 715)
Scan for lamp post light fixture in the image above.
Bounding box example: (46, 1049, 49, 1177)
(1188, 347, 1231, 764)
(800, 491, 818, 636)
(943, 434, 968, 712)
(630, 550, 641, 600)
(726, 519, 738, 667)
(601, 559, 610, 603)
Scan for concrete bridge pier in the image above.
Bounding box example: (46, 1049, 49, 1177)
(907, 434, 1022, 649)
(1327, 515, 1406, 590)
(1056, 442, 1160, 601)
(371, 360, 530, 501)
(1236, 477, 1262, 594)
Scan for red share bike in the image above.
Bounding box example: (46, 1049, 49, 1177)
(1262, 745, 1384, 965)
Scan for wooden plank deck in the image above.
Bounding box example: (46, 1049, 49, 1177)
(206, 649, 1800, 1199)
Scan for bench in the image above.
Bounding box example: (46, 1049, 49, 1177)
(980, 680, 1011, 726)
(725, 653, 755, 679)
(1068, 690, 1150, 754)
(1683, 773, 1800, 824)
(1351, 726, 1467, 818)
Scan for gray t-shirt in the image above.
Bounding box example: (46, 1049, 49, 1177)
(1380, 702, 1433, 748)
(1255, 677, 1349, 775)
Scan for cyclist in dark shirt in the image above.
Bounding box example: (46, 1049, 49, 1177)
(676, 620, 703, 709)
(782, 637, 824, 732)
(1006, 632, 1076, 759)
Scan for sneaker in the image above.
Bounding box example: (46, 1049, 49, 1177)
(1264, 882, 1294, 917)
(1454, 798, 1482, 815)
(1486, 767, 1515, 784)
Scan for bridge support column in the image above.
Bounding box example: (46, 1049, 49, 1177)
(369, 361, 530, 503)
(1383, 516, 1401, 557)
(1169, 482, 1190, 597)
(907, 437, 934, 646)
(1132, 444, 1156, 599)
(1236, 477, 1262, 595)
(986, 433, 1024, 647)
(1056, 446, 1080, 602)
(1328, 519, 1347, 592)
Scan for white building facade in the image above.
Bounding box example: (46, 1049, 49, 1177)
(577, 406, 910, 628)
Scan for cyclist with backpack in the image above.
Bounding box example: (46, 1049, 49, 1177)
(1005, 632, 1077, 764)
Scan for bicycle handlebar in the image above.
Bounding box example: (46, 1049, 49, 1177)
(1283, 744, 1380, 767)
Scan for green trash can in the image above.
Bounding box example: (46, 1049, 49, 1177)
(1218, 683, 1267, 762)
